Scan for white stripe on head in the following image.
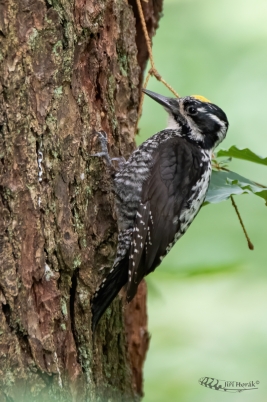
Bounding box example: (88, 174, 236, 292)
(207, 113, 224, 126)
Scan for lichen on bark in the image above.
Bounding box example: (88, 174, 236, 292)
(0, 0, 163, 400)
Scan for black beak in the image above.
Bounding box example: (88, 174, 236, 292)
(142, 89, 174, 110)
(142, 89, 183, 121)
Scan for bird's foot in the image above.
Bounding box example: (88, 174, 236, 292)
(91, 131, 126, 169)
(91, 131, 112, 166)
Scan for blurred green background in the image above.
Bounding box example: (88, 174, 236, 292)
(138, 0, 267, 400)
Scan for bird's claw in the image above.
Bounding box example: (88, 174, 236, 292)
(91, 131, 112, 166)
(91, 131, 126, 169)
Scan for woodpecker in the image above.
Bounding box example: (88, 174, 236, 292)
(91, 89, 229, 331)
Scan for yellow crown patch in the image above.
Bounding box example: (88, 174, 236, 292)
(191, 95, 211, 103)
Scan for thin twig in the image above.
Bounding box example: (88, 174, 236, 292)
(152, 71, 180, 97)
(230, 196, 254, 250)
(135, 0, 179, 133)
(135, 0, 155, 69)
(135, 0, 180, 98)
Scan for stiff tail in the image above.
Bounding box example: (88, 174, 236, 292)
(91, 258, 128, 332)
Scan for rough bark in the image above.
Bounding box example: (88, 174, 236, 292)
(0, 0, 162, 401)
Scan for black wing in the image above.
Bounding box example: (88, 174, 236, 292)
(126, 137, 209, 301)
(91, 256, 129, 331)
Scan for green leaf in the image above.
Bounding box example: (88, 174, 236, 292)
(205, 170, 267, 204)
(216, 146, 267, 166)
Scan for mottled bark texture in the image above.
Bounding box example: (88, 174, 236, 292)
(0, 0, 162, 401)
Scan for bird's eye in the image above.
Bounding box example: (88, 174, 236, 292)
(187, 106, 198, 115)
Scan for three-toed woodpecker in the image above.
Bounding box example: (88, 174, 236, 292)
(91, 89, 229, 330)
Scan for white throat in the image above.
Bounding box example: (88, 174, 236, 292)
(166, 113, 180, 129)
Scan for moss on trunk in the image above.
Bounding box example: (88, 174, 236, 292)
(0, 0, 162, 400)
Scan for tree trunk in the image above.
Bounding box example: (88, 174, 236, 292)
(0, 0, 162, 400)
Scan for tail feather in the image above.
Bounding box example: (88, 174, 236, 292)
(91, 258, 128, 332)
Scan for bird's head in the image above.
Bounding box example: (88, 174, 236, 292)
(143, 89, 229, 150)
